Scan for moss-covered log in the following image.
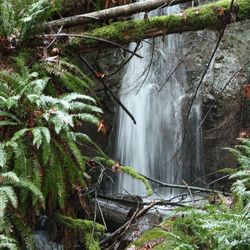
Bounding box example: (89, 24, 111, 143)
(47, 0, 193, 28)
(67, 0, 250, 51)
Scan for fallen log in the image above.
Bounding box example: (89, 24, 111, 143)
(89, 195, 143, 231)
(59, 0, 250, 52)
(46, 0, 193, 28)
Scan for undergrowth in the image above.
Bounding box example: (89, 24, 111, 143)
(131, 138, 250, 250)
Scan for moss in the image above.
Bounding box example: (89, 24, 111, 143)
(55, 214, 105, 250)
(121, 166, 153, 196)
(55, 213, 105, 232)
(94, 157, 153, 196)
(237, 0, 250, 19)
(67, 0, 250, 50)
(132, 227, 169, 248)
(84, 232, 101, 250)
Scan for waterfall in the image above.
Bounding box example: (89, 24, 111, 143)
(114, 5, 203, 197)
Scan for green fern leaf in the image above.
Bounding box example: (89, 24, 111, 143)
(73, 113, 99, 125)
(32, 127, 43, 149)
(0, 186, 18, 212)
(0, 143, 7, 168)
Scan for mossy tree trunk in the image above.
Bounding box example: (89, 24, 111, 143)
(47, 0, 193, 28)
(64, 0, 250, 51)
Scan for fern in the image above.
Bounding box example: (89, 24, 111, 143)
(0, 235, 17, 250)
(0, 54, 151, 249)
(0, 0, 61, 45)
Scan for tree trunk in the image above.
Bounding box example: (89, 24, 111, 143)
(63, 0, 249, 52)
(46, 0, 193, 28)
(89, 195, 143, 231)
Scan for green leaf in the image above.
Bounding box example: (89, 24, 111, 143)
(40, 127, 50, 144)
(9, 129, 28, 142)
(0, 111, 20, 122)
(32, 128, 43, 149)
(0, 120, 18, 126)
(0, 143, 7, 168)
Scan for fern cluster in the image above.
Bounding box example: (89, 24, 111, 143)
(132, 139, 250, 250)
(0, 0, 61, 46)
(227, 138, 250, 213)
(0, 56, 106, 249)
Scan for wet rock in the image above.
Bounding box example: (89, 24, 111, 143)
(182, 19, 250, 183)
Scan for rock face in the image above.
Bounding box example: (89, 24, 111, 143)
(182, 20, 250, 185)
(82, 19, 250, 188)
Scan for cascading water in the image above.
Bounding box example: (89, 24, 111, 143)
(114, 4, 203, 196)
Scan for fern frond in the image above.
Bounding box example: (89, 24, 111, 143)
(62, 93, 96, 104)
(17, 178, 44, 205)
(10, 214, 34, 250)
(0, 235, 17, 250)
(73, 113, 99, 125)
(0, 143, 7, 169)
(0, 111, 20, 123)
(0, 172, 19, 183)
(0, 186, 18, 217)
(69, 101, 103, 114)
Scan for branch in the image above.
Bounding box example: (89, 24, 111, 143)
(43, 33, 142, 58)
(65, 0, 250, 51)
(100, 200, 184, 248)
(46, 0, 193, 28)
(79, 55, 137, 124)
(142, 175, 232, 196)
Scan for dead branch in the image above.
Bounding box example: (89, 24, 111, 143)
(100, 200, 184, 248)
(79, 55, 137, 124)
(46, 0, 193, 28)
(43, 33, 142, 58)
(142, 175, 232, 196)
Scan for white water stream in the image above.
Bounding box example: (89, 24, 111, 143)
(115, 5, 203, 197)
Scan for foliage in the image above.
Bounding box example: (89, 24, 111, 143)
(0, 55, 152, 248)
(0, 56, 105, 248)
(0, 0, 61, 46)
(0, 171, 43, 249)
(55, 213, 104, 250)
(131, 139, 250, 250)
(227, 138, 250, 212)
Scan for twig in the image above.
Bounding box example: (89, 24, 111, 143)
(43, 33, 143, 58)
(136, 38, 155, 94)
(142, 174, 232, 196)
(28, 26, 64, 68)
(157, 30, 207, 92)
(195, 61, 250, 134)
(182, 180, 194, 205)
(90, 190, 98, 246)
(100, 200, 176, 248)
(96, 199, 107, 230)
(106, 41, 142, 78)
(186, 0, 235, 121)
(186, 26, 226, 122)
(80, 55, 137, 124)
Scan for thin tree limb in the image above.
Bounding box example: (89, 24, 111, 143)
(142, 174, 232, 195)
(80, 55, 137, 124)
(43, 33, 143, 58)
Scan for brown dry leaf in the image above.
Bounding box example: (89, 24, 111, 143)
(97, 119, 107, 135)
(112, 161, 121, 172)
(96, 72, 105, 79)
(218, 7, 225, 15)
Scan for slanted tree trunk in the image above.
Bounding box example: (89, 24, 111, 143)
(47, 0, 193, 28)
(61, 0, 250, 52)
